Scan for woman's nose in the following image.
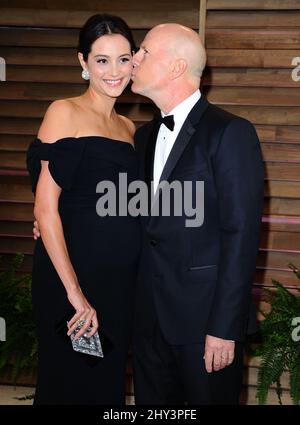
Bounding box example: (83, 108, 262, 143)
(110, 62, 119, 76)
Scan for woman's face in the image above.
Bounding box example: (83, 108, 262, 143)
(80, 33, 133, 98)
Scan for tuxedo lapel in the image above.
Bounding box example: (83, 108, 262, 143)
(148, 96, 209, 220)
(159, 95, 209, 185)
(158, 120, 195, 185)
(144, 121, 160, 214)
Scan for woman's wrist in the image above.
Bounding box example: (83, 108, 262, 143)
(66, 281, 82, 295)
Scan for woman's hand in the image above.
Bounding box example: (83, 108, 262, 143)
(66, 287, 99, 340)
(33, 220, 41, 240)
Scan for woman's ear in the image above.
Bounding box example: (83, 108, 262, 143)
(78, 52, 87, 70)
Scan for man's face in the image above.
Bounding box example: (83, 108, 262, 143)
(131, 29, 170, 100)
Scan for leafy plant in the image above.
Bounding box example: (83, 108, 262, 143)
(0, 253, 37, 383)
(255, 263, 300, 405)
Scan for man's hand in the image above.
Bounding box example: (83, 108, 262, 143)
(204, 335, 235, 373)
(33, 220, 41, 240)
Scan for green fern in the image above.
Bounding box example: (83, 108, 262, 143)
(256, 346, 286, 404)
(255, 264, 300, 404)
(0, 254, 37, 383)
(289, 348, 300, 404)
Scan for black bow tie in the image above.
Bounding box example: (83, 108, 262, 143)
(154, 114, 175, 131)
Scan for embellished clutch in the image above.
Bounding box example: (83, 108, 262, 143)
(55, 310, 114, 366)
(70, 320, 103, 358)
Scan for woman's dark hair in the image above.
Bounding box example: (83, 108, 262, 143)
(77, 14, 136, 62)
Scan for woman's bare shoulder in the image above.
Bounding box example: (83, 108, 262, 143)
(37, 99, 78, 143)
(118, 115, 136, 137)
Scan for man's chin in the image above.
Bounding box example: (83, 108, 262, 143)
(131, 81, 141, 94)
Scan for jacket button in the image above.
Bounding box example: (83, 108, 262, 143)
(150, 239, 157, 246)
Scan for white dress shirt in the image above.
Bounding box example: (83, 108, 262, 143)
(153, 90, 201, 194)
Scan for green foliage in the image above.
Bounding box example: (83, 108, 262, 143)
(255, 263, 300, 404)
(0, 253, 37, 383)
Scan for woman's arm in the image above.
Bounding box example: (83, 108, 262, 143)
(34, 100, 98, 339)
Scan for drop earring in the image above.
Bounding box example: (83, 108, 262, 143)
(81, 69, 90, 80)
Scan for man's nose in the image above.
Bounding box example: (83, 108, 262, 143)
(132, 49, 141, 67)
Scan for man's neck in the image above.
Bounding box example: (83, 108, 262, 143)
(157, 86, 199, 115)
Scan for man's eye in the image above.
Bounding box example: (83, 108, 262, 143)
(97, 59, 107, 64)
(120, 57, 130, 63)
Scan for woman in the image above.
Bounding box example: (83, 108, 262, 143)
(26, 14, 140, 405)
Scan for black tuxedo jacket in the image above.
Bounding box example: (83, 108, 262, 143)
(134, 95, 264, 344)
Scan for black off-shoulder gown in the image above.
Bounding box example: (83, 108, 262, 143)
(26, 136, 141, 405)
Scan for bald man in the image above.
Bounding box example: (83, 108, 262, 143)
(131, 24, 264, 404)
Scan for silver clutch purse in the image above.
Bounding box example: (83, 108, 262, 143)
(70, 321, 104, 358)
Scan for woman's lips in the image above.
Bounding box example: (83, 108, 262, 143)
(103, 78, 123, 87)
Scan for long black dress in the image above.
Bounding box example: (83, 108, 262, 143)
(26, 136, 141, 405)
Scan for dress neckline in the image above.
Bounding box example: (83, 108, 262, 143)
(36, 135, 135, 150)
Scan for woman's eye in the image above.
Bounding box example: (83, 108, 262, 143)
(97, 59, 107, 64)
(120, 57, 130, 63)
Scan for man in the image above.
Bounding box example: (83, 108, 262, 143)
(33, 23, 264, 405)
(130, 23, 264, 405)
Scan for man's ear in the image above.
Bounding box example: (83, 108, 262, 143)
(170, 58, 187, 80)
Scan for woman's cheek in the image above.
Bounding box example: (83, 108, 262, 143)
(125, 63, 133, 78)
